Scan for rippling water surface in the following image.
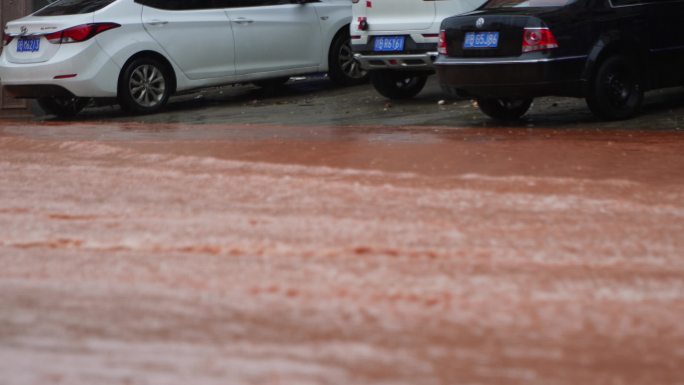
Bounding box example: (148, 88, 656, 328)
(1, 122, 683, 385)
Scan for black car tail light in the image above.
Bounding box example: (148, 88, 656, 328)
(438, 30, 448, 55)
(522, 27, 558, 53)
(45, 23, 120, 44)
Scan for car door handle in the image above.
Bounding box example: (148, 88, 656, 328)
(147, 20, 169, 26)
(234, 18, 254, 25)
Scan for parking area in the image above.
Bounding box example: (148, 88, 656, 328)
(2, 76, 684, 385)
(46, 75, 684, 129)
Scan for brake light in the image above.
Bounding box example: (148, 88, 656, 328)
(438, 30, 448, 55)
(45, 23, 120, 44)
(2, 34, 12, 46)
(522, 27, 558, 53)
(357, 17, 368, 31)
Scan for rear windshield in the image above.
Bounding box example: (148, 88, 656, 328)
(34, 0, 116, 16)
(484, 0, 573, 7)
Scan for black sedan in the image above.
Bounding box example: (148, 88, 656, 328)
(435, 0, 684, 121)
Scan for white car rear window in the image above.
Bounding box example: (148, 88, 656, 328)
(34, 0, 117, 16)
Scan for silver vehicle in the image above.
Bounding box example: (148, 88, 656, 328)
(1, 0, 366, 117)
(350, 0, 484, 99)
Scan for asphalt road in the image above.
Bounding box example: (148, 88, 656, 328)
(1, 77, 684, 385)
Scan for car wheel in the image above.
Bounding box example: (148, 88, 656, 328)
(252, 77, 290, 89)
(328, 30, 368, 86)
(370, 70, 428, 100)
(118, 57, 171, 114)
(586, 55, 643, 120)
(476, 97, 533, 121)
(37, 97, 90, 118)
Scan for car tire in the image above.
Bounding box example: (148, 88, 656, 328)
(118, 57, 172, 114)
(476, 97, 533, 121)
(37, 97, 90, 118)
(328, 29, 368, 86)
(370, 70, 428, 100)
(586, 55, 643, 121)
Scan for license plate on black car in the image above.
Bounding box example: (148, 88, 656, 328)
(373, 36, 405, 52)
(463, 32, 499, 49)
(17, 37, 40, 53)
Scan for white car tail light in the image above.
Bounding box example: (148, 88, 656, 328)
(45, 23, 120, 44)
(357, 17, 368, 31)
(522, 27, 558, 53)
(2, 33, 13, 46)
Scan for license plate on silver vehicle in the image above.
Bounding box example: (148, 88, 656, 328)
(17, 37, 40, 53)
(463, 32, 499, 49)
(373, 36, 405, 52)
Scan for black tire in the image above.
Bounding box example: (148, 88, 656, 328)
(252, 77, 290, 89)
(476, 97, 533, 121)
(37, 97, 90, 118)
(328, 29, 368, 86)
(118, 56, 172, 114)
(370, 70, 428, 100)
(586, 55, 643, 120)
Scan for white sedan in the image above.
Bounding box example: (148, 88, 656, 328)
(0, 0, 366, 117)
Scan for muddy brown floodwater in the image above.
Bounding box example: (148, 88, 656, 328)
(1, 84, 684, 385)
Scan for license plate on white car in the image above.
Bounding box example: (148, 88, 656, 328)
(17, 37, 41, 53)
(373, 36, 405, 52)
(463, 32, 499, 49)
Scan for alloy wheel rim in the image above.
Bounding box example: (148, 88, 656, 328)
(54, 98, 79, 112)
(339, 42, 366, 79)
(606, 71, 631, 106)
(129, 64, 166, 108)
(498, 98, 527, 109)
(52, 97, 87, 115)
(395, 77, 419, 89)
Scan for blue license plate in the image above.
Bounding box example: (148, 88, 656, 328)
(17, 37, 41, 53)
(463, 32, 499, 49)
(373, 36, 405, 52)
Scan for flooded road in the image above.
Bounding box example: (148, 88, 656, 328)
(1, 79, 684, 384)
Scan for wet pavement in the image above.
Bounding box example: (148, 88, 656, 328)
(1, 77, 684, 384)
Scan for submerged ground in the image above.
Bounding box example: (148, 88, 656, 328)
(1, 78, 683, 384)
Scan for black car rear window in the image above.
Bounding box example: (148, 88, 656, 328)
(484, 0, 573, 7)
(34, 0, 117, 16)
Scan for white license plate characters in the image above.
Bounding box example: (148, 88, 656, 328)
(17, 37, 41, 53)
(373, 36, 405, 52)
(463, 32, 499, 49)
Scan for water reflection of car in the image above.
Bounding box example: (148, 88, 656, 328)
(0, 0, 367, 117)
(435, 0, 684, 121)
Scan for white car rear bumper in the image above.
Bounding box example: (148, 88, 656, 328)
(353, 52, 439, 70)
(0, 41, 121, 98)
